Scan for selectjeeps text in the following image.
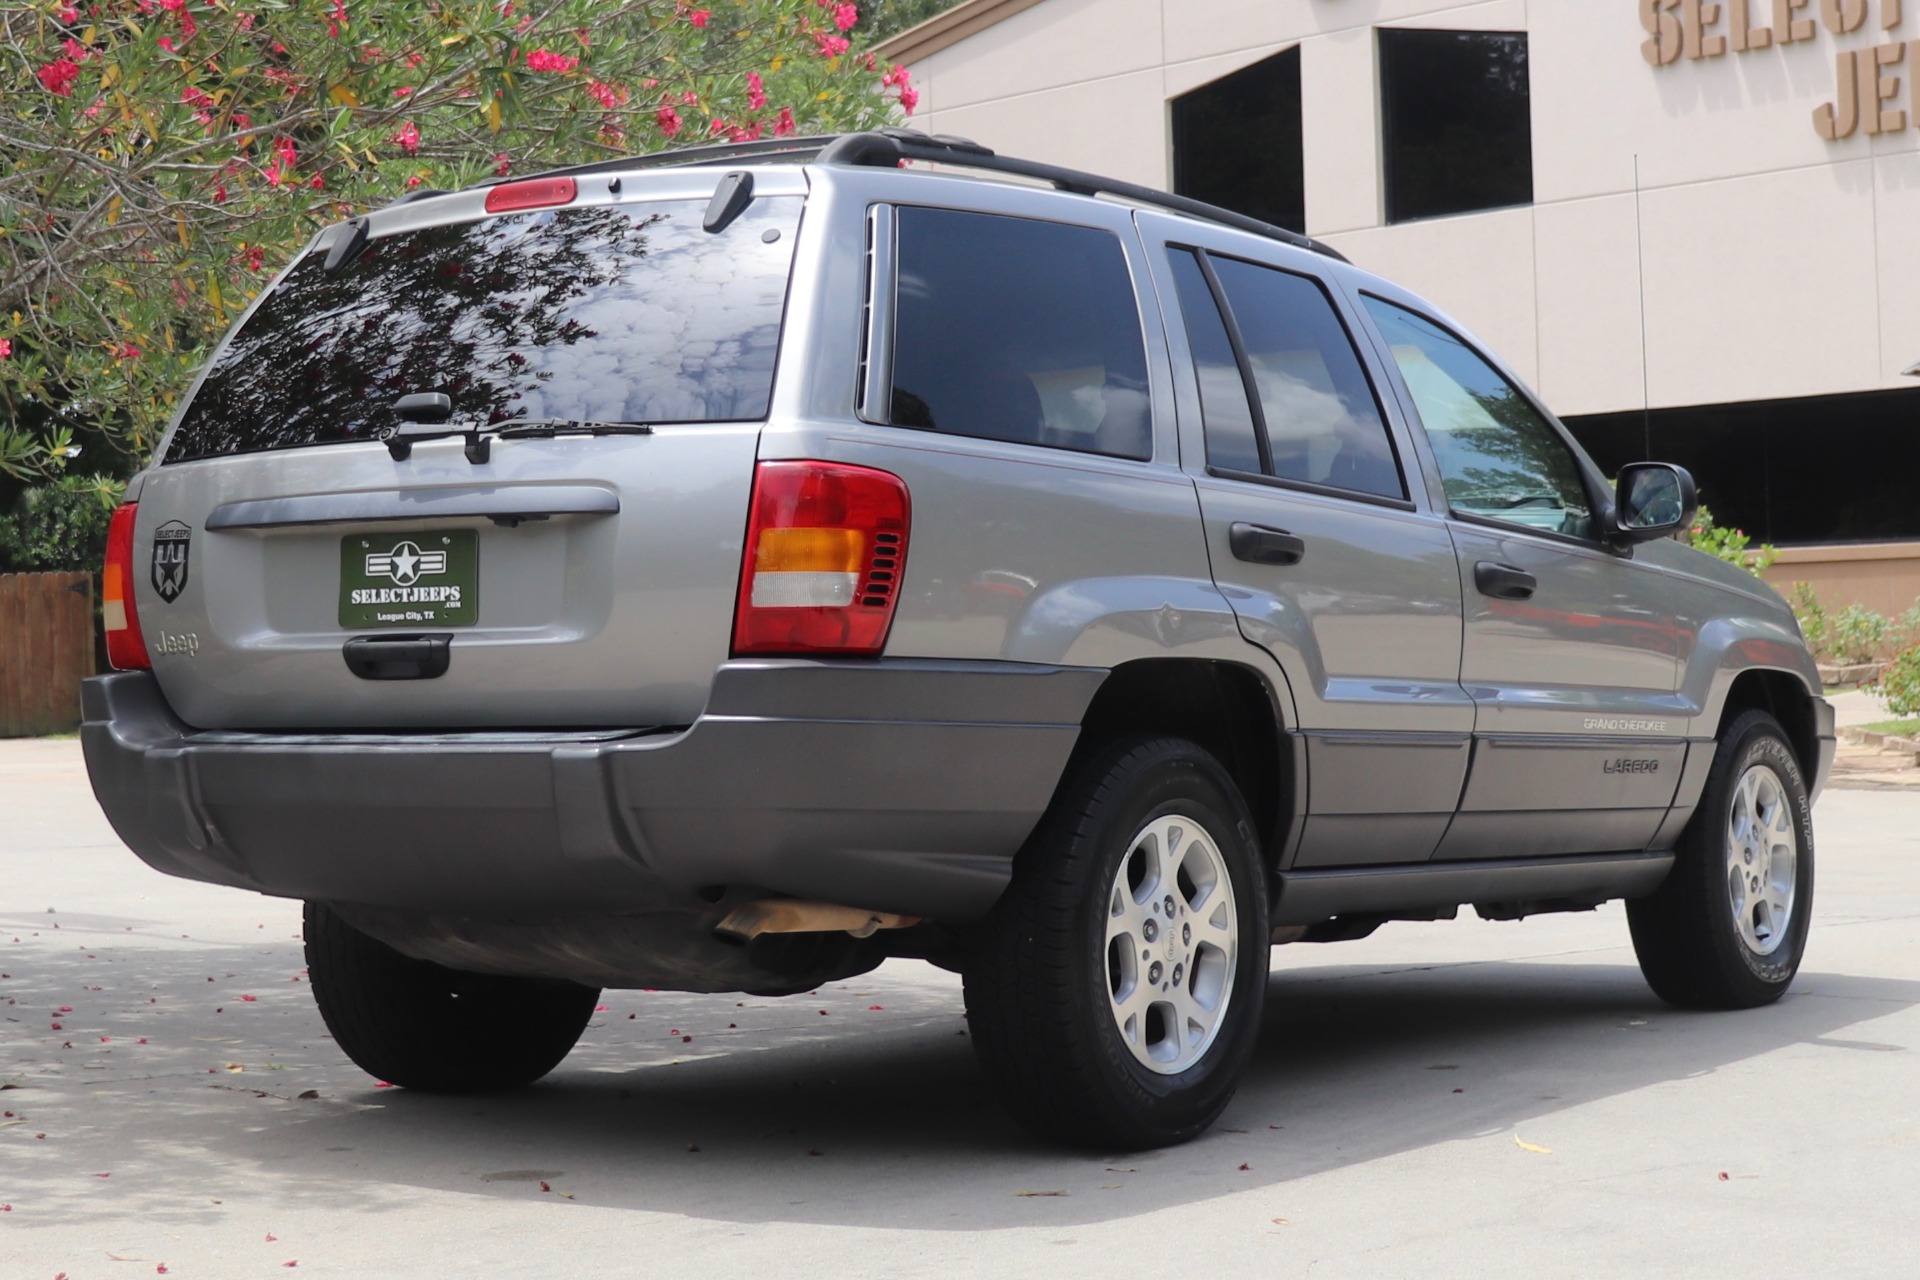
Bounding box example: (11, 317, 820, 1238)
(82, 129, 1835, 1149)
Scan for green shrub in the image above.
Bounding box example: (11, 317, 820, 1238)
(0, 475, 119, 574)
(1831, 603, 1892, 667)
(1685, 503, 1777, 576)
(1874, 646, 1920, 718)
(1791, 583, 1830, 663)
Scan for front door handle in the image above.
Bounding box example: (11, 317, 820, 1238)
(1474, 561, 1537, 600)
(1229, 522, 1306, 566)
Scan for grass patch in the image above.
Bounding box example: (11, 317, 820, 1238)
(1859, 719, 1920, 738)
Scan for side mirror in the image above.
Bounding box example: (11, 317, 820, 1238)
(1611, 462, 1697, 545)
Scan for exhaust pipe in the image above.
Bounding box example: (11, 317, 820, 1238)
(715, 900, 921, 942)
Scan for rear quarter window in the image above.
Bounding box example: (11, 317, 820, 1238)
(885, 207, 1152, 461)
(163, 196, 802, 462)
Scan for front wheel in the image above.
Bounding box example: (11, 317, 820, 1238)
(963, 736, 1269, 1149)
(304, 903, 601, 1092)
(1627, 710, 1814, 1009)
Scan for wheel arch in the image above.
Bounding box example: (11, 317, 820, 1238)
(1717, 667, 1818, 782)
(1075, 658, 1298, 876)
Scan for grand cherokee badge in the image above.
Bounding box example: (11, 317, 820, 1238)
(151, 521, 191, 602)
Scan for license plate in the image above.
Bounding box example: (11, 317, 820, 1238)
(339, 529, 479, 628)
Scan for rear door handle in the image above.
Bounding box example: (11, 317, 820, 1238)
(1473, 561, 1537, 600)
(1229, 523, 1306, 566)
(343, 633, 452, 680)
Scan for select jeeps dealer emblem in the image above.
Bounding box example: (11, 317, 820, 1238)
(151, 521, 191, 602)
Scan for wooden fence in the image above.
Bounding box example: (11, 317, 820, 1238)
(0, 572, 95, 737)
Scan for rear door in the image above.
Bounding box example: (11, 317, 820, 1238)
(130, 173, 807, 730)
(1353, 294, 1688, 859)
(1140, 215, 1471, 868)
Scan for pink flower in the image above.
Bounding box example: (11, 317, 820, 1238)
(274, 136, 296, 166)
(36, 58, 80, 95)
(774, 105, 796, 137)
(813, 32, 849, 57)
(492, 151, 511, 176)
(115, 342, 141, 360)
(62, 37, 89, 62)
(157, 36, 174, 52)
(656, 103, 682, 138)
(393, 85, 413, 97)
(689, 8, 710, 26)
(213, 181, 227, 203)
(746, 70, 765, 111)
(307, 173, 324, 190)
(586, 79, 619, 108)
(405, 174, 422, 188)
(392, 120, 420, 155)
(158, 0, 183, 10)
(244, 244, 264, 271)
(898, 84, 919, 112)
(237, 12, 254, 30)
(0, 339, 11, 359)
(58, 5, 78, 21)
(832, 3, 858, 32)
(327, 0, 346, 37)
(525, 48, 578, 73)
(881, 63, 911, 89)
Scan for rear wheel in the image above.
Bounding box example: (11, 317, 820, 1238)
(963, 736, 1269, 1149)
(1627, 710, 1814, 1009)
(304, 902, 600, 1092)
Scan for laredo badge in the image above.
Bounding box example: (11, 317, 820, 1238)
(151, 521, 191, 602)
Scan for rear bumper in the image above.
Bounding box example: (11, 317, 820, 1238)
(81, 661, 1103, 922)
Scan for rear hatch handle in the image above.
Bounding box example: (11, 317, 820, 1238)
(343, 634, 452, 681)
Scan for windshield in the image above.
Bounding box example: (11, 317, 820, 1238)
(163, 195, 802, 462)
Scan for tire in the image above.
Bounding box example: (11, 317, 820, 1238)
(1627, 709, 1815, 1009)
(304, 902, 601, 1092)
(963, 735, 1270, 1149)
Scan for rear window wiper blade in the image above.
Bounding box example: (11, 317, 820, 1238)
(381, 416, 653, 463)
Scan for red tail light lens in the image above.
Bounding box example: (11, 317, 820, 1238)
(103, 502, 151, 671)
(483, 176, 577, 213)
(733, 461, 910, 656)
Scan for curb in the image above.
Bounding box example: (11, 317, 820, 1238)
(1839, 724, 1920, 764)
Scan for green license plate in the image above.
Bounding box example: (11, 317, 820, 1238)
(339, 529, 479, 628)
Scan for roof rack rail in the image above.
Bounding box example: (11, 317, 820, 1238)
(470, 135, 842, 187)
(816, 129, 1349, 264)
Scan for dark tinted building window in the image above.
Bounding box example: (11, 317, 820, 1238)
(166, 198, 801, 462)
(1565, 387, 1920, 545)
(1169, 249, 1402, 501)
(1379, 29, 1533, 223)
(889, 208, 1151, 460)
(1171, 47, 1305, 234)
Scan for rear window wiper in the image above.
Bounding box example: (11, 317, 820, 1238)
(381, 416, 653, 463)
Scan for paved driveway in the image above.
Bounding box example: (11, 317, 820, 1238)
(4, 738, 1919, 1278)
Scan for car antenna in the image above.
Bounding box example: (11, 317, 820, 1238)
(1633, 154, 1651, 461)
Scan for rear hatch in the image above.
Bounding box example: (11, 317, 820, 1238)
(132, 170, 807, 730)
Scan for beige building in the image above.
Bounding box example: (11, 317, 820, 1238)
(877, 0, 1920, 615)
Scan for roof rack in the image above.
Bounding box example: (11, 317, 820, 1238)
(817, 129, 1349, 264)
(447, 128, 1348, 263)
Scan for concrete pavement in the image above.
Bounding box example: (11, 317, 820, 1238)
(4, 737, 1920, 1278)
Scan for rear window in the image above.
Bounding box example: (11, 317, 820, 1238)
(163, 196, 802, 462)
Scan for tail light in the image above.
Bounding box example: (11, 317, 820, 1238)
(484, 176, 577, 213)
(732, 461, 909, 656)
(103, 502, 151, 671)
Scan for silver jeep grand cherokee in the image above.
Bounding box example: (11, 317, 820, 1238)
(81, 129, 1835, 1150)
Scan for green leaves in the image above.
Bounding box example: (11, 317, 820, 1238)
(1, 0, 910, 473)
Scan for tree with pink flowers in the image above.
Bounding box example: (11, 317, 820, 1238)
(0, 0, 919, 482)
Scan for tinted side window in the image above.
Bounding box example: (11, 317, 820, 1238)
(1167, 250, 1261, 473)
(1168, 249, 1403, 501)
(889, 208, 1151, 460)
(1362, 297, 1594, 538)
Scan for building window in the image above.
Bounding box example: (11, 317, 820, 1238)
(1171, 47, 1304, 235)
(1564, 387, 1920, 546)
(1379, 29, 1533, 224)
